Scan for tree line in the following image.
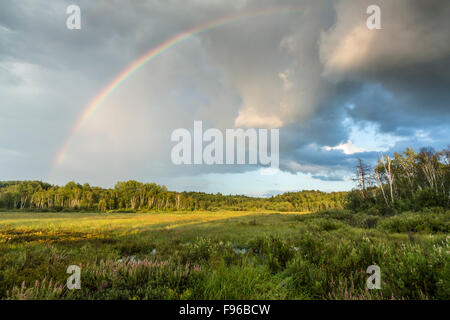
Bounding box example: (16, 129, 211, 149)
(0, 180, 345, 212)
(2, 146, 446, 214)
(348, 146, 450, 213)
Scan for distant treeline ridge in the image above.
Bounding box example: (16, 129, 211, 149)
(0, 180, 346, 212)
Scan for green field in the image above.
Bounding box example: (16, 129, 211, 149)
(0, 209, 448, 300)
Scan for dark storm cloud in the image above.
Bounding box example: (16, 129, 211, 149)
(321, 0, 450, 136)
(0, 0, 449, 187)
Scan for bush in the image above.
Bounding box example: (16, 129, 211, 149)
(413, 188, 447, 209)
(378, 211, 449, 234)
(247, 236, 295, 273)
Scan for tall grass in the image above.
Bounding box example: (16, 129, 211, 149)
(0, 209, 448, 299)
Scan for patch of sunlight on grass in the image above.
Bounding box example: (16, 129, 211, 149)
(0, 211, 311, 244)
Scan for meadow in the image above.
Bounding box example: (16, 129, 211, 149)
(0, 209, 448, 300)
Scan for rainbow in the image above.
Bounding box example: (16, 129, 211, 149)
(51, 6, 300, 176)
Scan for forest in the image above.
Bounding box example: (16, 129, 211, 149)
(347, 147, 449, 213)
(0, 146, 448, 213)
(0, 180, 346, 212)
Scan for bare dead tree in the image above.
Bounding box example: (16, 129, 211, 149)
(380, 153, 395, 204)
(374, 168, 389, 206)
(354, 158, 373, 199)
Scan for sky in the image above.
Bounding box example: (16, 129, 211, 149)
(0, 0, 449, 196)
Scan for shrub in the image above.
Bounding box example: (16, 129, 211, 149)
(378, 212, 449, 234)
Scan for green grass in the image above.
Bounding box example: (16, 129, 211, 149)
(0, 209, 448, 300)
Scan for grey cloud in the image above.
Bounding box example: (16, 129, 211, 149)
(1, 0, 449, 190)
(320, 0, 450, 134)
(312, 175, 346, 182)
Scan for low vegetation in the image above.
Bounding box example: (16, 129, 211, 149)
(0, 209, 448, 300)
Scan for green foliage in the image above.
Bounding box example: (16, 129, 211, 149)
(378, 209, 449, 234)
(1, 210, 447, 300)
(0, 181, 345, 213)
(247, 236, 295, 273)
(198, 263, 274, 299)
(346, 147, 450, 214)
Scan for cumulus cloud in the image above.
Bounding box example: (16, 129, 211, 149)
(321, 0, 450, 78)
(320, 0, 450, 134)
(324, 140, 366, 155)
